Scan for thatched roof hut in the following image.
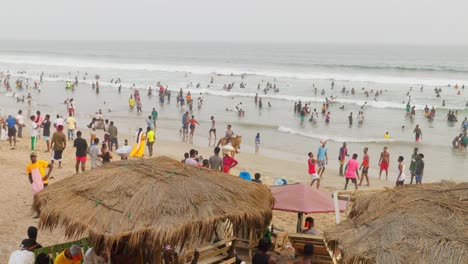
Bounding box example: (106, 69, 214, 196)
(324, 182, 468, 264)
(33, 156, 273, 254)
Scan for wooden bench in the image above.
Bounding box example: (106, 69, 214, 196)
(34, 238, 91, 263)
(288, 233, 333, 264)
(187, 237, 237, 264)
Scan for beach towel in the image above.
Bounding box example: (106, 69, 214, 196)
(31, 169, 44, 195)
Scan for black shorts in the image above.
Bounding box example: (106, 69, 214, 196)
(396, 180, 404, 186)
(346, 178, 357, 184)
(209, 128, 216, 133)
(362, 167, 369, 174)
(8, 127, 16, 137)
(190, 125, 195, 129)
(52, 150, 63, 161)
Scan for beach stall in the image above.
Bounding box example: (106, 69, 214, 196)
(324, 182, 468, 264)
(269, 183, 347, 233)
(33, 156, 274, 263)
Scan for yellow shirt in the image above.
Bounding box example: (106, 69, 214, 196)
(54, 251, 81, 264)
(129, 98, 135, 106)
(384, 134, 390, 139)
(147, 130, 155, 143)
(66, 117, 76, 130)
(26, 160, 50, 184)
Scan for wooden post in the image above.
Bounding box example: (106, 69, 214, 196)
(248, 228, 253, 258)
(153, 247, 162, 264)
(296, 213, 304, 233)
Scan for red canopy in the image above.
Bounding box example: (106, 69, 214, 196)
(270, 183, 347, 214)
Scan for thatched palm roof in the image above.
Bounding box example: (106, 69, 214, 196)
(324, 182, 468, 264)
(33, 156, 273, 251)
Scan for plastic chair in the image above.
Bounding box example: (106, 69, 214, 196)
(239, 171, 252, 181)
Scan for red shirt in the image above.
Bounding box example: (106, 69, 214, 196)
(308, 158, 316, 174)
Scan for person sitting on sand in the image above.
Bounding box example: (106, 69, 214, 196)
(8, 239, 36, 264)
(252, 238, 277, 264)
(294, 244, 314, 264)
(252, 173, 262, 184)
(302, 217, 321, 235)
(54, 244, 83, 264)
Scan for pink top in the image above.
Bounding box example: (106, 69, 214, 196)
(345, 159, 359, 179)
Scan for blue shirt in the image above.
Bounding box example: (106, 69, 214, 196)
(317, 146, 327, 161)
(151, 110, 158, 120)
(6, 117, 16, 128)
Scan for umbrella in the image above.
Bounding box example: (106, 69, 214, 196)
(33, 156, 273, 261)
(270, 183, 347, 232)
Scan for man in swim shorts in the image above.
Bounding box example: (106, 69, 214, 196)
(379, 146, 390, 180)
(317, 140, 328, 177)
(414, 153, 424, 184)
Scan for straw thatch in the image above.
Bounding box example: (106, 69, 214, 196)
(33, 156, 273, 253)
(324, 181, 468, 264)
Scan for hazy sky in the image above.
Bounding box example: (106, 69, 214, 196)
(2, 0, 466, 45)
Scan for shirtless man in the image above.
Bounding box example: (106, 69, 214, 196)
(379, 146, 390, 180)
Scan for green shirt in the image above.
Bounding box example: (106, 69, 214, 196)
(151, 110, 158, 121)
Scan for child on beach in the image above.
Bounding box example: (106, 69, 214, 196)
(396, 156, 405, 186)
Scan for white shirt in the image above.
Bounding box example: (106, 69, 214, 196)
(185, 158, 198, 167)
(16, 115, 24, 125)
(8, 250, 35, 264)
(30, 122, 38, 137)
(84, 248, 109, 264)
(55, 117, 65, 127)
(397, 163, 406, 181)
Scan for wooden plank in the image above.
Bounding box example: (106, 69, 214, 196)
(195, 237, 236, 252)
(198, 247, 229, 259)
(197, 254, 227, 264)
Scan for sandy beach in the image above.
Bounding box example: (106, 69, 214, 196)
(0, 125, 394, 262)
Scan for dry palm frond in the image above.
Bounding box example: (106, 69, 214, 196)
(33, 156, 273, 254)
(324, 181, 468, 264)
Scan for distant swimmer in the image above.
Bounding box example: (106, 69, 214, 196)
(384, 132, 390, 139)
(339, 105, 345, 110)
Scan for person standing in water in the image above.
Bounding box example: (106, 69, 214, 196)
(359, 147, 370, 186)
(189, 115, 200, 142)
(255, 133, 260, 153)
(413, 125, 422, 142)
(379, 146, 390, 180)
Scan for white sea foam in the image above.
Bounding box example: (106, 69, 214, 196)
(1, 54, 467, 86)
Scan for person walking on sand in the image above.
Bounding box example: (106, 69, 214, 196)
(146, 127, 155, 157)
(413, 124, 422, 142)
(359, 147, 370, 186)
(73, 131, 88, 174)
(66, 113, 76, 141)
(26, 151, 53, 195)
(209, 147, 223, 171)
(16, 110, 25, 138)
(129, 128, 146, 158)
(41, 114, 52, 152)
(344, 153, 360, 190)
(338, 142, 349, 176)
(409, 148, 418, 184)
(6, 114, 17, 149)
(50, 125, 67, 169)
(308, 152, 320, 189)
(89, 138, 102, 169)
(317, 140, 328, 177)
(209, 116, 216, 140)
(396, 156, 405, 186)
(379, 146, 390, 180)
(255, 133, 261, 153)
(108, 121, 118, 151)
(29, 115, 40, 151)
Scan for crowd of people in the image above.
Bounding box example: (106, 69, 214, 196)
(307, 140, 426, 190)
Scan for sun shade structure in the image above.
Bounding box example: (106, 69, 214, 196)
(270, 183, 347, 232)
(33, 156, 273, 259)
(324, 181, 468, 264)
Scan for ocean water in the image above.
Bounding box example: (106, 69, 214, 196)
(0, 41, 467, 183)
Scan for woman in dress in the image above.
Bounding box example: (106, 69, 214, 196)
(129, 128, 146, 158)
